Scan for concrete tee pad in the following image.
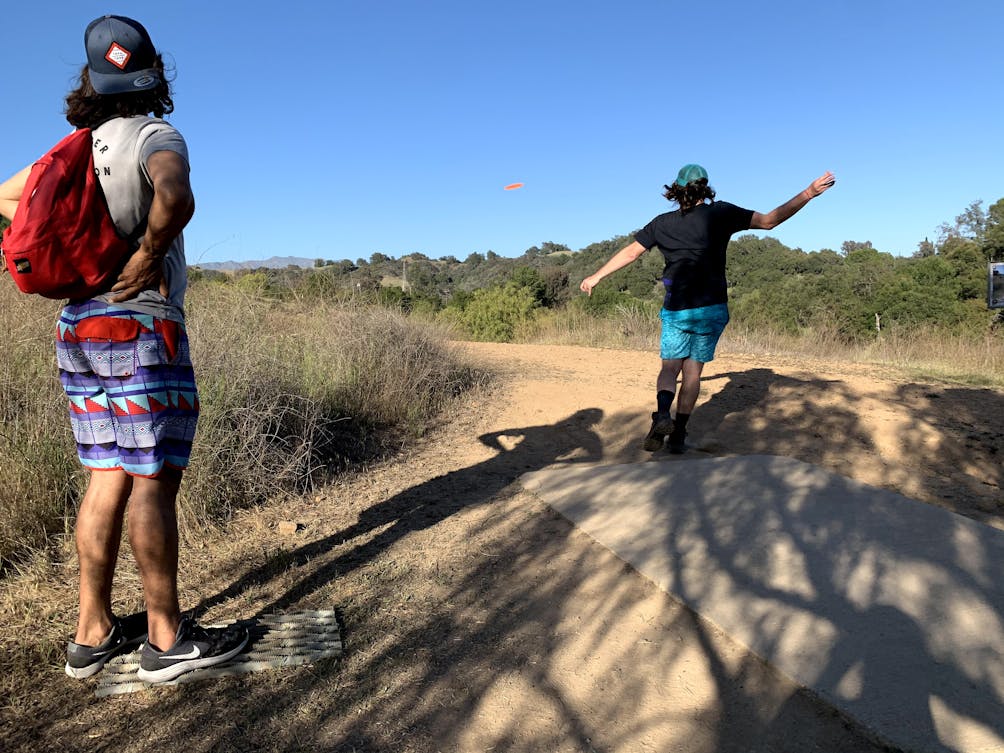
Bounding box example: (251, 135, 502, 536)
(521, 455, 1004, 753)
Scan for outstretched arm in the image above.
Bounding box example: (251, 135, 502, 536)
(579, 240, 647, 295)
(0, 166, 31, 222)
(750, 171, 835, 230)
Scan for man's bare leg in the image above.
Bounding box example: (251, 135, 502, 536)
(668, 359, 706, 452)
(643, 359, 685, 451)
(74, 470, 132, 646)
(657, 358, 684, 395)
(127, 470, 183, 651)
(676, 358, 706, 415)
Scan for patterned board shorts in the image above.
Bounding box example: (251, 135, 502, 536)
(659, 303, 730, 363)
(56, 300, 199, 477)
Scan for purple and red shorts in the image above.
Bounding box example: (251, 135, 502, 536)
(56, 300, 199, 478)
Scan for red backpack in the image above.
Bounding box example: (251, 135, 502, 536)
(1, 129, 136, 299)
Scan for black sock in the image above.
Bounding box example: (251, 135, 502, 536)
(672, 413, 690, 436)
(656, 390, 674, 415)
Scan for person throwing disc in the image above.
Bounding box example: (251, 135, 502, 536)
(580, 164, 835, 453)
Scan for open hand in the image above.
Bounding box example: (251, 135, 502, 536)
(109, 246, 168, 302)
(807, 171, 836, 198)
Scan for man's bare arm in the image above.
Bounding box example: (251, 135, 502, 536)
(110, 151, 194, 301)
(580, 240, 647, 295)
(750, 171, 835, 230)
(0, 166, 32, 222)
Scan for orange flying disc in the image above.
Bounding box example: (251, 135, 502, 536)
(503, 182, 524, 190)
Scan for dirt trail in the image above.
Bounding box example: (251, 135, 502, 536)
(463, 343, 1001, 528)
(7, 343, 1002, 753)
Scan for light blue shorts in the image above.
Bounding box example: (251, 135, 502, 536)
(659, 304, 730, 362)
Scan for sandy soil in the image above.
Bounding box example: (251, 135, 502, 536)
(3, 343, 1001, 752)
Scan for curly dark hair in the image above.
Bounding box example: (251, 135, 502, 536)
(662, 178, 716, 214)
(64, 55, 174, 129)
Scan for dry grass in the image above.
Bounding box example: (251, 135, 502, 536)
(0, 290, 80, 567)
(722, 321, 1004, 387)
(522, 306, 1004, 387)
(521, 303, 660, 351)
(0, 281, 486, 567)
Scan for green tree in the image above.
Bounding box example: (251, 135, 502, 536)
(540, 266, 571, 307)
(377, 285, 409, 310)
(539, 241, 572, 256)
(509, 266, 547, 305)
(939, 200, 986, 242)
(938, 236, 985, 299)
(914, 238, 936, 258)
(873, 256, 965, 328)
(840, 240, 874, 255)
(983, 198, 1004, 261)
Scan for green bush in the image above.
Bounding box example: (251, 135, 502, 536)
(449, 284, 538, 342)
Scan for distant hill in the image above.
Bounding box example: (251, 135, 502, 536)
(194, 255, 315, 271)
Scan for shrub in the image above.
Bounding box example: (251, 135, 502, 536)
(449, 284, 538, 342)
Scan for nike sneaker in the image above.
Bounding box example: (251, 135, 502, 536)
(137, 616, 248, 683)
(65, 613, 147, 679)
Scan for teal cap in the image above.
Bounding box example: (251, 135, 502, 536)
(675, 164, 709, 186)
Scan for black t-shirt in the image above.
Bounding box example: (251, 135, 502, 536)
(634, 201, 754, 311)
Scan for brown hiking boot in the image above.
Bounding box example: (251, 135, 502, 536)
(667, 428, 687, 454)
(643, 412, 674, 452)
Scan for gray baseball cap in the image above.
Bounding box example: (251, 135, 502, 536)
(84, 15, 162, 95)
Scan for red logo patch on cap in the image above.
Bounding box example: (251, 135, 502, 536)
(105, 42, 132, 70)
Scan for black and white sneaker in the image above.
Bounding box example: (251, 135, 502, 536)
(65, 614, 147, 679)
(137, 616, 248, 683)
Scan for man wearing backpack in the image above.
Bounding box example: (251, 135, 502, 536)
(0, 15, 247, 683)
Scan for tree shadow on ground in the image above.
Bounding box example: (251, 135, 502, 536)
(558, 365, 1002, 751)
(190, 407, 605, 618)
(4, 402, 889, 753)
(659, 454, 1004, 752)
(685, 367, 1002, 525)
(621, 366, 1003, 751)
(4, 366, 1000, 752)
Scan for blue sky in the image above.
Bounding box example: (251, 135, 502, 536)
(3, 1, 1002, 264)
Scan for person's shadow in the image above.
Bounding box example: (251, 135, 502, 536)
(193, 408, 605, 619)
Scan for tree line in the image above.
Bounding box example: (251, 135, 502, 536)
(192, 197, 1003, 342)
(3, 195, 999, 343)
